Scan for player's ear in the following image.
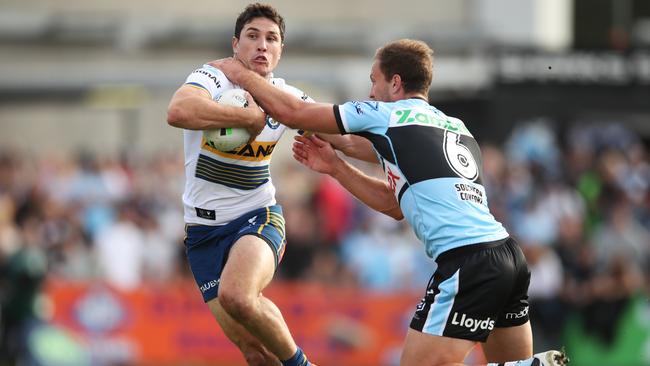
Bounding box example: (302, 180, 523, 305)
(391, 74, 402, 93)
(232, 36, 239, 54)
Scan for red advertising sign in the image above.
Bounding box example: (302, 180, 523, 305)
(44, 279, 485, 365)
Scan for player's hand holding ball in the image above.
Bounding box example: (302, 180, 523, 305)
(203, 89, 265, 151)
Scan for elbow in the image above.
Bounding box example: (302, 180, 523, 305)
(339, 146, 354, 158)
(382, 206, 404, 221)
(166, 104, 185, 128)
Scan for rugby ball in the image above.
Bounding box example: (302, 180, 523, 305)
(203, 88, 251, 151)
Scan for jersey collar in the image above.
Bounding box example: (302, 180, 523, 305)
(410, 96, 429, 103)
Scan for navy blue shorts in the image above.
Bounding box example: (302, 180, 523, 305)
(409, 237, 530, 342)
(184, 205, 286, 302)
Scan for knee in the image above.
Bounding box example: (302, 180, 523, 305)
(218, 289, 256, 323)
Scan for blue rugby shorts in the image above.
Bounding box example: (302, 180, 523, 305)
(184, 205, 286, 302)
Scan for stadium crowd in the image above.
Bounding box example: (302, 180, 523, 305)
(1, 119, 649, 362)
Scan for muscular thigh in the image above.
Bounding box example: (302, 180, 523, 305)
(220, 234, 277, 296)
(220, 205, 287, 295)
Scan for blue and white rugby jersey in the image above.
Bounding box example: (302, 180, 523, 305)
(181, 64, 312, 225)
(334, 98, 508, 260)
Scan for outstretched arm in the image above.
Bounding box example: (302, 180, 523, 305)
(317, 134, 378, 163)
(167, 85, 266, 136)
(211, 58, 341, 134)
(293, 135, 403, 220)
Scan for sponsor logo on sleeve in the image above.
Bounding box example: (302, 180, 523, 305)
(192, 69, 222, 89)
(350, 101, 379, 115)
(351, 101, 363, 115)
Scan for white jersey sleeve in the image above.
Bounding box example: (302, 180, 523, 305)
(184, 64, 234, 100)
(281, 83, 315, 103)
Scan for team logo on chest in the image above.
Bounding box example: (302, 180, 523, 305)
(265, 115, 281, 129)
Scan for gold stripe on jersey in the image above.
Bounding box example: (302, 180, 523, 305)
(202, 138, 277, 162)
(194, 167, 266, 189)
(195, 154, 270, 190)
(184, 82, 211, 96)
(196, 163, 269, 178)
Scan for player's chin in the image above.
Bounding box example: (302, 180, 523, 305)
(251, 63, 272, 76)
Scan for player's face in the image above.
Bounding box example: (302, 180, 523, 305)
(233, 17, 283, 78)
(368, 60, 391, 102)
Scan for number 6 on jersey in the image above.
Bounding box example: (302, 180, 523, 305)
(443, 130, 478, 181)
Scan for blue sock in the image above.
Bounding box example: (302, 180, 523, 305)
(281, 347, 310, 366)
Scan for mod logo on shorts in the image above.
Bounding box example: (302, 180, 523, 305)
(505, 306, 529, 320)
(451, 312, 495, 332)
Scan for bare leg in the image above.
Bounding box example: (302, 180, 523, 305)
(482, 322, 533, 363)
(399, 324, 557, 366)
(400, 328, 476, 366)
(208, 298, 280, 365)
(218, 234, 298, 361)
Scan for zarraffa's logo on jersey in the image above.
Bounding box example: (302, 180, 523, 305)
(390, 107, 471, 135)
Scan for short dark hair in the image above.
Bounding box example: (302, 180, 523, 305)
(234, 3, 285, 41)
(375, 39, 434, 94)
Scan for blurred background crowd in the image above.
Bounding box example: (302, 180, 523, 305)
(1, 0, 649, 365)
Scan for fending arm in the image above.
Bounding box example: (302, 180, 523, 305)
(331, 158, 404, 220)
(212, 58, 341, 134)
(293, 135, 403, 220)
(317, 134, 378, 163)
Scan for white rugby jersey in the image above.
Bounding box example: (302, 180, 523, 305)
(181, 64, 312, 225)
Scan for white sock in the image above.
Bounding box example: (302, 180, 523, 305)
(487, 358, 534, 366)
